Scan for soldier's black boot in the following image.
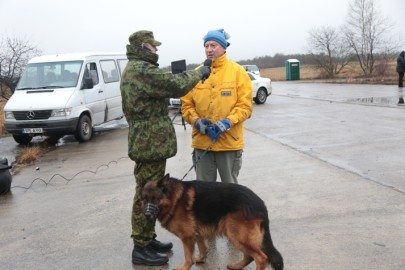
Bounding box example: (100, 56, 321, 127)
(149, 238, 173, 253)
(132, 244, 169, 266)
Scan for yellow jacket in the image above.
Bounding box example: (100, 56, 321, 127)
(181, 53, 253, 151)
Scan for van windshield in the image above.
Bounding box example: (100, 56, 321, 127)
(16, 61, 83, 90)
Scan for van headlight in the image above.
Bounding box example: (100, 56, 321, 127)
(4, 111, 15, 119)
(51, 108, 72, 117)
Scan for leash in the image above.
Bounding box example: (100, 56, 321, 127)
(181, 140, 215, 181)
(168, 110, 216, 180)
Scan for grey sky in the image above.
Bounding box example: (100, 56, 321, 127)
(1, 0, 403, 67)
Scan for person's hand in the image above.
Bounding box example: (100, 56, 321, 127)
(194, 119, 211, 134)
(213, 119, 231, 134)
(206, 125, 220, 141)
(206, 119, 231, 141)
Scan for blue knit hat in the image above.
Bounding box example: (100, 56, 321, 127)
(203, 29, 231, 48)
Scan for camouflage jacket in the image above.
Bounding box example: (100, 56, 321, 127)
(120, 45, 201, 162)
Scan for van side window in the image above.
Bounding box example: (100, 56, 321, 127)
(100, 60, 119, 83)
(83, 63, 99, 86)
(82, 62, 99, 89)
(117, 59, 129, 76)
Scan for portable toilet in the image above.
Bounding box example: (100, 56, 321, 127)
(285, 59, 300, 80)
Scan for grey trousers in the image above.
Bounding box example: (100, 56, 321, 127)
(193, 149, 243, 184)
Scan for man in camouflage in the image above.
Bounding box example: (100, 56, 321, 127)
(120, 30, 210, 266)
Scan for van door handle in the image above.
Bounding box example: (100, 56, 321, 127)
(98, 90, 103, 93)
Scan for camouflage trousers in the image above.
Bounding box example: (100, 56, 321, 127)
(131, 160, 166, 247)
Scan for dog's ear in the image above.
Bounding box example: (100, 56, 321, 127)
(157, 173, 170, 187)
(162, 173, 170, 182)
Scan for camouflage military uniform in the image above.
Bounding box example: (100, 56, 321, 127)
(120, 31, 202, 247)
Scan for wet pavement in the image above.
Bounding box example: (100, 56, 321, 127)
(0, 82, 404, 270)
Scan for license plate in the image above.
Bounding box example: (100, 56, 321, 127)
(22, 128, 43, 134)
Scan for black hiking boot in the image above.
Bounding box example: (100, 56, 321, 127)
(149, 238, 173, 253)
(132, 244, 169, 266)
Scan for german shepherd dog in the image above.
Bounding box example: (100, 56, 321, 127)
(141, 174, 284, 270)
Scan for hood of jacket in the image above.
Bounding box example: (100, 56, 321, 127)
(126, 44, 159, 66)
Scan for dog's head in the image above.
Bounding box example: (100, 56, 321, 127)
(141, 173, 173, 221)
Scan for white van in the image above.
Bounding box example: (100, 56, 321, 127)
(3, 53, 128, 144)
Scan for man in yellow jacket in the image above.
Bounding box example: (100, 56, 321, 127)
(181, 29, 253, 183)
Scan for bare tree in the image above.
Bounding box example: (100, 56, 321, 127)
(307, 26, 352, 78)
(0, 35, 41, 99)
(343, 0, 397, 76)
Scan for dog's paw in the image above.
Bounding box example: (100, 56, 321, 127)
(194, 255, 206, 263)
(227, 262, 244, 270)
(174, 264, 192, 270)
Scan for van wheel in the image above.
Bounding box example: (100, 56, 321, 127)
(254, 88, 267, 104)
(74, 115, 93, 142)
(12, 135, 32, 144)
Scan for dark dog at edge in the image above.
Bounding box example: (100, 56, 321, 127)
(141, 174, 283, 270)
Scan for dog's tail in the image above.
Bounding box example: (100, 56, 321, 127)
(262, 218, 284, 270)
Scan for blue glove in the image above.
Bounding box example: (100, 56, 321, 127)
(213, 119, 231, 134)
(206, 125, 220, 141)
(195, 119, 211, 134)
(206, 119, 231, 141)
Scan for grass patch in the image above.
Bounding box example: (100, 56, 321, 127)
(11, 145, 44, 175)
(261, 60, 397, 85)
(16, 146, 43, 164)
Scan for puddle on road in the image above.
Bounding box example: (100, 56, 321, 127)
(345, 96, 405, 107)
